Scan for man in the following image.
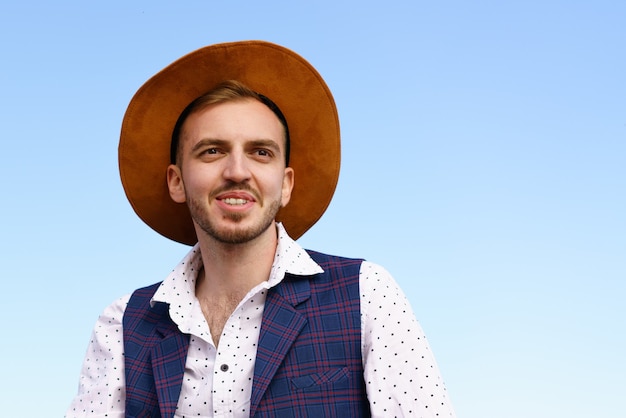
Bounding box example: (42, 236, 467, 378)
(67, 41, 455, 417)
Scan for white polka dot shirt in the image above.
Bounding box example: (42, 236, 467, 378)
(66, 224, 455, 417)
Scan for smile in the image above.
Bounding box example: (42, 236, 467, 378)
(222, 198, 249, 205)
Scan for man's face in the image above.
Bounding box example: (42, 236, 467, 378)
(167, 99, 294, 245)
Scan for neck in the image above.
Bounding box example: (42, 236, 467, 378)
(195, 222, 278, 300)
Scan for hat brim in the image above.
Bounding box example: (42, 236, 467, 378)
(119, 41, 340, 245)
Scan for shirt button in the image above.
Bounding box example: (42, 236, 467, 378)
(220, 364, 229, 372)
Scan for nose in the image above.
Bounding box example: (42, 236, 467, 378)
(222, 151, 251, 183)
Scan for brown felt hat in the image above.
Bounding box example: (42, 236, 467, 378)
(119, 41, 340, 245)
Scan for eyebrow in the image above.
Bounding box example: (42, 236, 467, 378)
(190, 138, 227, 154)
(247, 139, 282, 153)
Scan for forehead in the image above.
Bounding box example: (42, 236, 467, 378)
(181, 99, 285, 146)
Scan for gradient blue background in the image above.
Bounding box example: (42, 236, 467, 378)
(1, 1, 624, 416)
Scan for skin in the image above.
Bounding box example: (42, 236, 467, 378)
(166, 99, 294, 346)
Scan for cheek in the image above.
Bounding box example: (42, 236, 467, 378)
(182, 165, 214, 188)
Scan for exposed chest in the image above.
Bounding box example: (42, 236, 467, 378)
(199, 296, 241, 346)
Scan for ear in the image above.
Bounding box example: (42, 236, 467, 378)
(281, 167, 294, 207)
(167, 164, 186, 203)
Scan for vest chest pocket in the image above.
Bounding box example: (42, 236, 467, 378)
(290, 366, 349, 391)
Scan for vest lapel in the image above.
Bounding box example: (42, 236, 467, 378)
(151, 321, 190, 418)
(250, 276, 311, 415)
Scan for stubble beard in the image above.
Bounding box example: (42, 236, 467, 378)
(187, 194, 282, 245)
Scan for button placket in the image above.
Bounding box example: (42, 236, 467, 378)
(212, 313, 240, 417)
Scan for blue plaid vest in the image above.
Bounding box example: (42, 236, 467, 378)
(123, 250, 370, 417)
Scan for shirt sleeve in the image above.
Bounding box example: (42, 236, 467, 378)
(360, 261, 456, 417)
(65, 295, 130, 418)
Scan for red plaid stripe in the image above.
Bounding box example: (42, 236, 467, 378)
(251, 251, 370, 417)
(123, 283, 190, 418)
(122, 251, 370, 417)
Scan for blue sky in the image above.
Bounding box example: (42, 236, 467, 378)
(1, 1, 624, 417)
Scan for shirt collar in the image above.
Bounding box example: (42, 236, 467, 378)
(151, 223, 323, 312)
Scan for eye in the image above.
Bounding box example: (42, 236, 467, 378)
(251, 148, 274, 160)
(256, 149, 270, 157)
(199, 147, 223, 157)
(196, 147, 224, 161)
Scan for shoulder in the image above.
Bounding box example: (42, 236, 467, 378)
(123, 282, 167, 326)
(359, 260, 408, 302)
(130, 282, 162, 299)
(303, 250, 365, 288)
(97, 293, 132, 326)
(359, 260, 397, 287)
(305, 249, 364, 269)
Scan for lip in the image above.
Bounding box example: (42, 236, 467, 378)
(216, 191, 256, 201)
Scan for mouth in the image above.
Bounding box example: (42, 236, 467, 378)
(221, 197, 250, 206)
(215, 189, 258, 210)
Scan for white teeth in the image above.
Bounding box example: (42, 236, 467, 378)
(223, 198, 248, 205)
